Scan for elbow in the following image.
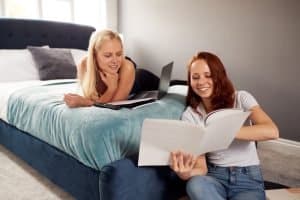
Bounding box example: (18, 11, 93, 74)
(273, 126, 280, 139)
(269, 124, 279, 140)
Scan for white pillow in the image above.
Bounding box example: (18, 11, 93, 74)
(0, 49, 39, 82)
(168, 85, 188, 96)
(70, 49, 87, 66)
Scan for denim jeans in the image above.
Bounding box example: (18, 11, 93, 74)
(186, 164, 266, 200)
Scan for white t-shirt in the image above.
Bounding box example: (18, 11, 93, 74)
(181, 90, 260, 167)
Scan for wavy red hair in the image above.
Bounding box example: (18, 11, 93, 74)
(186, 52, 235, 110)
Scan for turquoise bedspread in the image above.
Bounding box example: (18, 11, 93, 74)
(7, 82, 185, 170)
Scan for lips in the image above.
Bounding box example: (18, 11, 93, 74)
(109, 65, 120, 71)
(196, 86, 210, 92)
(199, 87, 209, 91)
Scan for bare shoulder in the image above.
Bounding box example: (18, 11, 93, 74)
(77, 56, 88, 79)
(123, 58, 135, 70)
(120, 58, 135, 75)
(78, 56, 88, 71)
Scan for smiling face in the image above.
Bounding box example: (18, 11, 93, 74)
(186, 52, 235, 110)
(190, 59, 214, 102)
(95, 38, 123, 74)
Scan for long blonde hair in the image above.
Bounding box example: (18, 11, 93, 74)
(80, 29, 123, 100)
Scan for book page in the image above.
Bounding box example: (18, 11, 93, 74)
(138, 119, 204, 166)
(199, 111, 250, 153)
(138, 110, 250, 166)
(205, 109, 244, 126)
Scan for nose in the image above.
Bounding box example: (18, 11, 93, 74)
(111, 55, 117, 62)
(112, 54, 120, 64)
(197, 76, 207, 85)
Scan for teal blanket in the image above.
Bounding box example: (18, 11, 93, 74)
(7, 82, 185, 170)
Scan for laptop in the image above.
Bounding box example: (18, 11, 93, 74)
(94, 62, 173, 109)
(131, 61, 173, 100)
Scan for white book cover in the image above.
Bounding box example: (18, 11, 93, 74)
(138, 109, 251, 166)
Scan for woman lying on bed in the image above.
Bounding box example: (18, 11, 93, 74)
(64, 29, 136, 108)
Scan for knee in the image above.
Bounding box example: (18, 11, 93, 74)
(186, 176, 212, 199)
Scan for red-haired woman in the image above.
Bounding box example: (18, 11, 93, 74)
(169, 52, 279, 200)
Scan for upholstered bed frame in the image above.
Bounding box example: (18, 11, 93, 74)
(0, 18, 185, 200)
(0, 18, 93, 49)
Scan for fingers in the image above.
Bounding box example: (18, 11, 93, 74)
(63, 93, 82, 108)
(63, 94, 71, 103)
(178, 151, 184, 170)
(64, 95, 74, 107)
(99, 72, 107, 83)
(170, 151, 179, 171)
(170, 151, 196, 171)
(186, 154, 196, 168)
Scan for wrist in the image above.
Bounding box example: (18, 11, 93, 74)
(178, 171, 192, 180)
(105, 87, 117, 97)
(82, 98, 94, 107)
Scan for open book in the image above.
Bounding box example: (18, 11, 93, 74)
(138, 109, 251, 166)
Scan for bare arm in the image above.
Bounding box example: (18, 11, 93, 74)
(64, 56, 94, 107)
(77, 56, 87, 81)
(170, 151, 207, 180)
(235, 105, 279, 141)
(111, 58, 135, 101)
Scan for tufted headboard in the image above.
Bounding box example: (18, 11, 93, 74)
(0, 18, 95, 50)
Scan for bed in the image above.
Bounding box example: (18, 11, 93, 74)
(0, 18, 187, 200)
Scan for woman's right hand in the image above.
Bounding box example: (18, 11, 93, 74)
(170, 150, 197, 180)
(64, 93, 93, 108)
(99, 71, 119, 93)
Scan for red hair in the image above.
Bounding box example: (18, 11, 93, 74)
(186, 52, 235, 110)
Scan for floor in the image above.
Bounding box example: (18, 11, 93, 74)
(0, 144, 74, 200)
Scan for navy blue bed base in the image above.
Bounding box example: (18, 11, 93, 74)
(0, 119, 100, 199)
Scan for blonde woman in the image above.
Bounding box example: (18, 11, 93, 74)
(64, 29, 136, 108)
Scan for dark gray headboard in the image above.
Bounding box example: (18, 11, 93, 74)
(0, 18, 95, 49)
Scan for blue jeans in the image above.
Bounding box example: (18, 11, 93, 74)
(186, 164, 266, 200)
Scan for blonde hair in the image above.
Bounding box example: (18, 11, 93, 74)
(80, 29, 123, 100)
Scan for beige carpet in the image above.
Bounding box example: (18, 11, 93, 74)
(0, 144, 74, 200)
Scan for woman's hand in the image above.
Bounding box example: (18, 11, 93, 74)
(170, 151, 197, 180)
(64, 93, 93, 108)
(99, 71, 119, 93)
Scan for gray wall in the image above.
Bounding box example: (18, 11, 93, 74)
(118, 0, 300, 141)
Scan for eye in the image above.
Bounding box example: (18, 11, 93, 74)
(104, 54, 111, 58)
(192, 75, 200, 80)
(116, 52, 123, 57)
(204, 72, 212, 78)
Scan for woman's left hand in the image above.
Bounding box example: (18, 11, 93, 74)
(170, 150, 197, 180)
(64, 93, 93, 108)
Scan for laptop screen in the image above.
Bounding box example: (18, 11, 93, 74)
(157, 62, 173, 99)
